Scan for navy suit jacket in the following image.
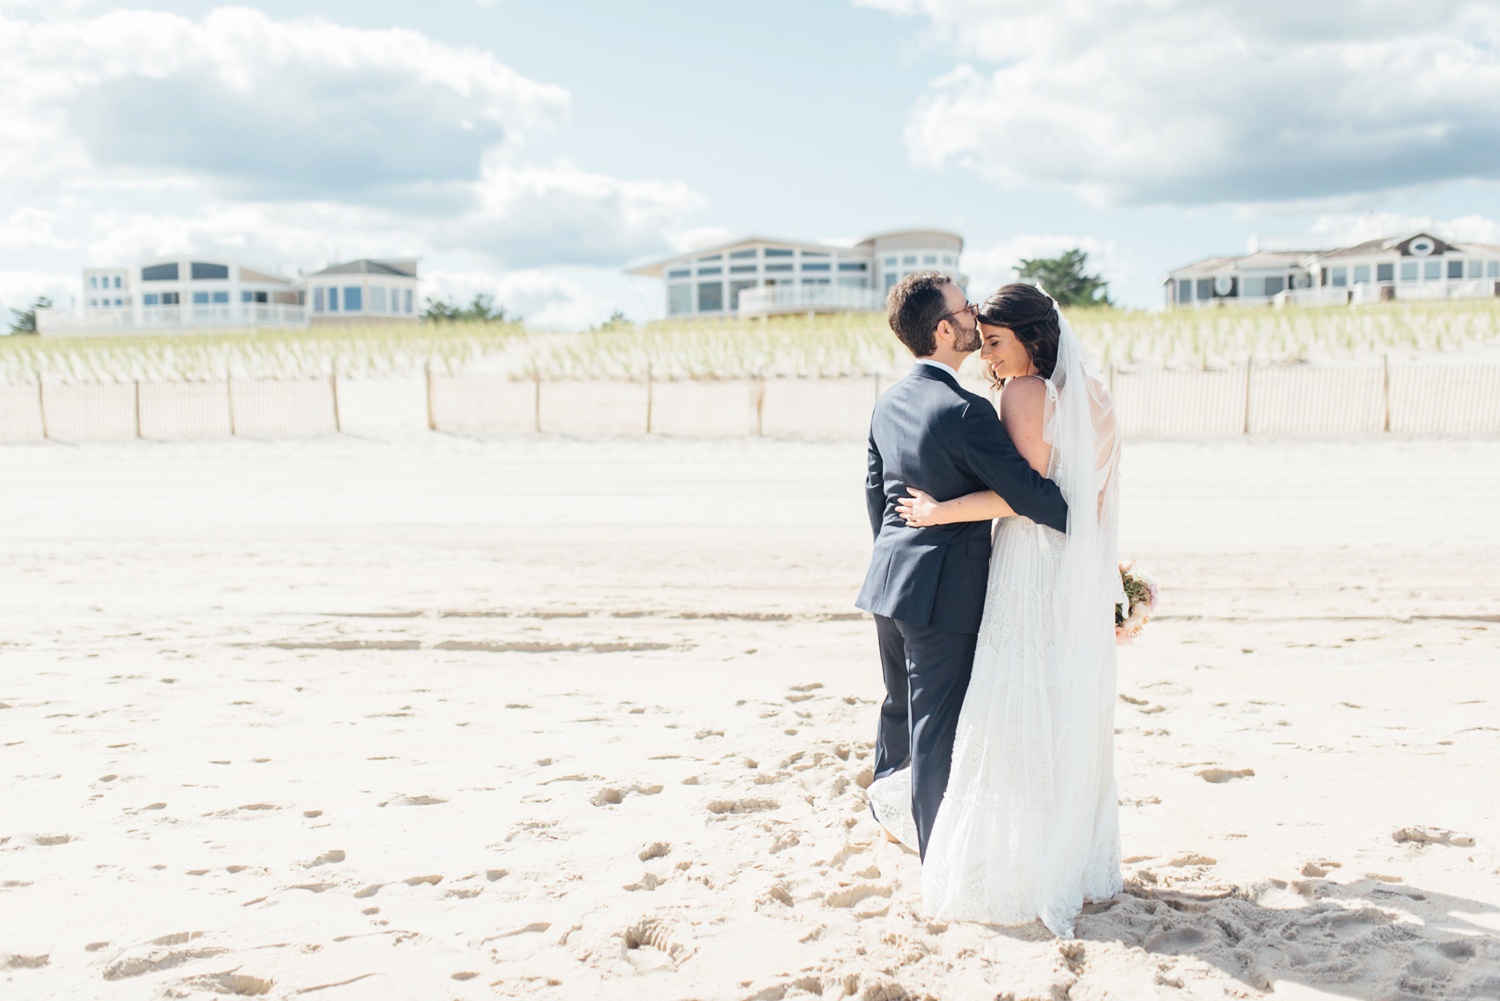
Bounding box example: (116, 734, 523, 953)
(855, 362, 1069, 634)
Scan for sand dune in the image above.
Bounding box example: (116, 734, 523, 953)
(1, 433, 1497, 999)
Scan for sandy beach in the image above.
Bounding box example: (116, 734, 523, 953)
(2, 431, 1498, 1000)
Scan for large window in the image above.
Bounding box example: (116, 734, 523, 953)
(923, 255, 937, 265)
(765, 248, 793, 259)
(697, 266, 721, 276)
(697, 281, 723, 312)
(113, 275, 121, 288)
(1449, 260, 1465, 279)
(1400, 261, 1418, 281)
(213, 291, 228, 303)
(89, 276, 98, 289)
(1353, 265, 1371, 284)
(1242, 276, 1264, 297)
(765, 263, 793, 273)
(1424, 260, 1442, 280)
(1467, 260, 1485, 279)
(371, 287, 388, 312)
(344, 286, 363, 311)
(729, 249, 757, 260)
(668, 283, 692, 315)
(837, 277, 868, 289)
(729, 279, 758, 310)
(1264, 276, 1285, 296)
(730, 264, 757, 274)
(667, 268, 690, 279)
(313, 287, 325, 312)
(143, 293, 159, 306)
(902, 255, 917, 266)
(1331, 267, 1347, 287)
(884, 256, 897, 267)
(1377, 263, 1394, 282)
(192, 292, 210, 304)
(1177, 279, 1192, 303)
(1195, 279, 1212, 299)
(838, 262, 867, 272)
(242, 290, 269, 303)
(141, 263, 179, 281)
(1489, 262, 1500, 278)
(801, 262, 830, 272)
(327, 287, 339, 311)
(161, 292, 179, 305)
(190, 262, 229, 280)
(404, 289, 413, 313)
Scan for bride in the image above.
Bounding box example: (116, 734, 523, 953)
(867, 282, 1123, 938)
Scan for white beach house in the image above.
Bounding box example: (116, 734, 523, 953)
(72, 257, 303, 333)
(1166, 232, 1500, 309)
(628, 229, 966, 318)
(299, 259, 420, 324)
(40, 257, 421, 335)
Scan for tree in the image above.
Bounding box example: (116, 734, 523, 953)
(7, 296, 51, 336)
(1015, 249, 1111, 308)
(421, 293, 515, 324)
(595, 310, 630, 331)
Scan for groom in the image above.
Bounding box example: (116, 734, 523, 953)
(856, 271, 1068, 859)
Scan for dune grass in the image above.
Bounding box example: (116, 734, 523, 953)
(4, 300, 1499, 384)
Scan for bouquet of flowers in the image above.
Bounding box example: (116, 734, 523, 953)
(1116, 561, 1158, 643)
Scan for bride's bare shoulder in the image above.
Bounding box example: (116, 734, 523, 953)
(998, 375, 1048, 422)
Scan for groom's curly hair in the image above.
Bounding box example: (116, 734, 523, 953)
(886, 270, 953, 357)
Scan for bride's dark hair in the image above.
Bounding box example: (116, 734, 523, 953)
(978, 283, 1060, 384)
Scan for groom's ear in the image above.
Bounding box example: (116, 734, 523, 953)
(931, 317, 952, 349)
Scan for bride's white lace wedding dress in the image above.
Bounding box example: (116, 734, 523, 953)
(868, 306, 1123, 938)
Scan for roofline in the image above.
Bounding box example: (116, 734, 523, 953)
(626, 228, 965, 277)
(115, 256, 294, 283)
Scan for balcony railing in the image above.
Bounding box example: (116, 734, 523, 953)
(737, 283, 883, 315)
(1178, 279, 1500, 310)
(41, 303, 309, 334)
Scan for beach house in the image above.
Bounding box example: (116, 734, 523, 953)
(42, 257, 421, 335)
(299, 259, 420, 324)
(1165, 233, 1500, 309)
(628, 229, 965, 318)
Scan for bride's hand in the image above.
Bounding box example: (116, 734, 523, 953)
(896, 487, 939, 527)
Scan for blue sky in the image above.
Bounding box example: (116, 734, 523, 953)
(3, 0, 1499, 326)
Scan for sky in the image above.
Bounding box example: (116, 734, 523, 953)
(3, 0, 1500, 328)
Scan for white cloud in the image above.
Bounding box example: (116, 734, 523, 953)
(0, 6, 569, 198)
(861, 0, 1500, 206)
(1306, 212, 1500, 248)
(963, 235, 1123, 301)
(0, 5, 712, 307)
(0, 270, 79, 322)
(443, 156, 707, 267)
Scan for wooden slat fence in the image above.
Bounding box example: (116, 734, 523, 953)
(2, 363, 1498, 443)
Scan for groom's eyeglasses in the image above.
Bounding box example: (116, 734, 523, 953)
(940, 302, 978, 323)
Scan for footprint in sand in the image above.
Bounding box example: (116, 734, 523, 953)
(639, 841, 671, 861)
(623, 872, 662, 892)
(591, 783, 664, 807)
(378, 794, 447, 807)
(707, 797, 779, 815)
(180, 972, 273, 996)
(1196, 767, 1254, 783)
(1393, 826, 1476, 847)
(303, 850, 345, 868)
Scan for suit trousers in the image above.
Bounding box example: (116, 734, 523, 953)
(872, 613, 977, 859)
